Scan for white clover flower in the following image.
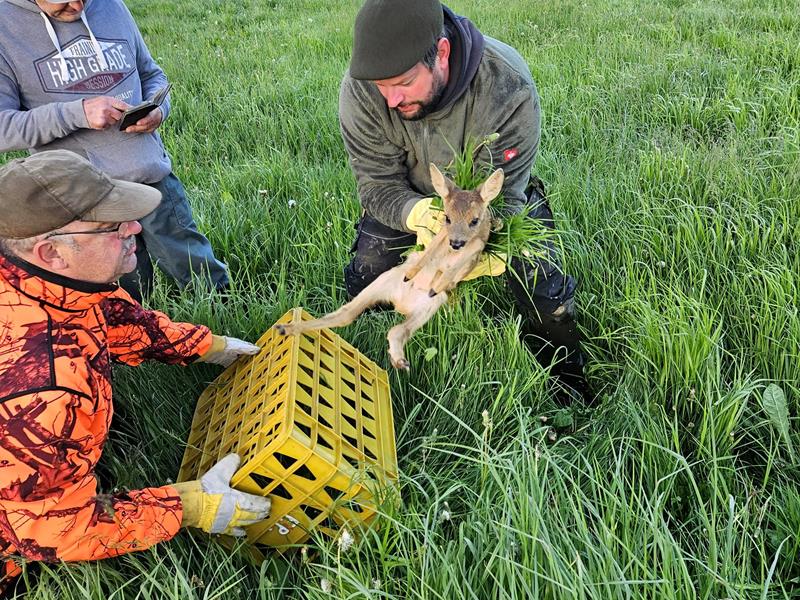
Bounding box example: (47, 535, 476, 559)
(439, 500, 451, 523)
(372, 578, 382, 590)
(338, 527, 354, 553)
(320, 578, 332, 593)
(287, 199, 297, 208)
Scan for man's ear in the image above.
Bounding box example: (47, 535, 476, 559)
(30, 239, 69, 271)
(437, 37, 451, 67)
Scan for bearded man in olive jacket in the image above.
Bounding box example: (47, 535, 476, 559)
(338, 0, 589, 400)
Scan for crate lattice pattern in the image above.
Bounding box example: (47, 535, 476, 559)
(178, 308, 397, 547)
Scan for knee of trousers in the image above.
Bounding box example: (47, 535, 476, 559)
(508, 256, 578, 321)
(343, 216, 415, 299)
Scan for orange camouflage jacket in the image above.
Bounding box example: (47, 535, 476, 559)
(0, 253, 212, 581)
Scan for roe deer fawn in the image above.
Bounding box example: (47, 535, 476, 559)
(276, 163, 504, 370)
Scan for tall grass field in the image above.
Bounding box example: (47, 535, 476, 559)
(3, 0, 799, 597)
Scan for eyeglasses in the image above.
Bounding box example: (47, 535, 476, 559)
(45, 222, 127, 240)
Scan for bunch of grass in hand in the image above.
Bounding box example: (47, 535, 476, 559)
(439, 133, 556, 265)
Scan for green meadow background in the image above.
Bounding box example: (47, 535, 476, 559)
(8, 0, 800, 597)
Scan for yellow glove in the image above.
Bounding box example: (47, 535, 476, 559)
(197, 335, 260, 367)
(405, 198, 507, 279)
(173, 454, 270, 537)
(405, 197, 444, 248)
(461, 251, 507, 280)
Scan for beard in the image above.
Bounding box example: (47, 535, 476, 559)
(395, 69, 447, 121)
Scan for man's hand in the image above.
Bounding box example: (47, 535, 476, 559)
(173, 454, 271, 536)
(405, 197, 444, 248)
(198, 335, 260, 367)
(122, 107, 163, 134)
(82, 96, 130, 129)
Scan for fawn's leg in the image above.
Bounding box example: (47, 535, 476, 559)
(403, 232, 449, 282)
(429, 239, 487, 296)
(387, 294, 447, 370)
(276, 271, 399, 335)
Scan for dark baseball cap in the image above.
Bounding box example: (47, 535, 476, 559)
(0, 150, 161, 239)
(350, 0, 444, 80)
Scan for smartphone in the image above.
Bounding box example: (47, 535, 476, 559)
(118, 83, 172, 130)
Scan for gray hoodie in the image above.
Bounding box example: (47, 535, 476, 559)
(0, 0, 172, 183)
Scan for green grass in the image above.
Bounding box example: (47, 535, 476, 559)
(3, 0, 800, 597)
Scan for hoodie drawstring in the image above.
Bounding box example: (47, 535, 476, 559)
(39, 12, 69, 82)
(80, 12, 109, 72)
(38, 9, 109, 84)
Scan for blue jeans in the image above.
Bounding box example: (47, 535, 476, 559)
(118, 173, 228, 300)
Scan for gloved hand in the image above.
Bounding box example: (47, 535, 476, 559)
(405, 197, 508, 279)
(405, 197, 445, 248)
(173, 454, 270, 536)
(460, 251, 507, 280)
(198, 335, 260, 367)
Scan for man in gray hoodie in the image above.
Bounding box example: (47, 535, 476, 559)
(0, 0, 228, 301)
(339, 0, 589, 400)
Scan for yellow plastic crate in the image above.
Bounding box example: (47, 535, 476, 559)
(178, 308, 397, 547)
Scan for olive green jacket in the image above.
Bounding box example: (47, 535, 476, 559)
(339, 36, 541, 232)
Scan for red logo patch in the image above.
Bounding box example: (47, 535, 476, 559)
(502, 148, 519, 162)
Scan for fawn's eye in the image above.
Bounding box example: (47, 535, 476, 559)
(445, 215, 451, 225)
(469, 217, 480, 227)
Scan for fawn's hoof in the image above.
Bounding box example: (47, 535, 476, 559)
(392, 357, 411, 371)
(403, 276, 410, 283)
(428, 289, 437, 297)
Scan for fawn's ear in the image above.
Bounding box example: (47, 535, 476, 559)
(477, 168, 504, 205)
(429, 163, 457, 199)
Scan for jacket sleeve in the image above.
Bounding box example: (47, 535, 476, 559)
(122, 3, 171, 122)
(339, 76, 424, 232)
(102, 293, 212, 366)
(479, 84, 540, 215)
(0, 388, 183, 564)
(0, 53, 87, 152)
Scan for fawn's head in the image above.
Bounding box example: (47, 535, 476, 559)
(429, 163, 504, 250)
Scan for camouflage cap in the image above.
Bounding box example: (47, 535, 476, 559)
(350, 0, 444, 80)
(0, 150, 161, 239)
